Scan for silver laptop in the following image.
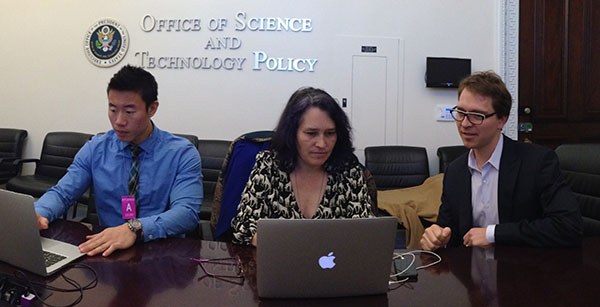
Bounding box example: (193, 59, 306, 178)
(257, 217, 397, 298)
(0, 189, 85, 276)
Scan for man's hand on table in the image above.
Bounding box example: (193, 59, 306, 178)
(79, 223, 136, 257)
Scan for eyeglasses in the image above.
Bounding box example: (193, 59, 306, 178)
(190, 256, 244, 284)
(450, 107, 496, 125)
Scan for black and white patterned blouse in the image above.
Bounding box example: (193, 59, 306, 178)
(231, 150, 374, 245)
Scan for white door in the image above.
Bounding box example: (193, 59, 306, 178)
(332, 36, 404, 162)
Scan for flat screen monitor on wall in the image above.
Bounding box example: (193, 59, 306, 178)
(425, 57, 471, 88)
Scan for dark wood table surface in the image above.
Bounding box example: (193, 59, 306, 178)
(2, 219, 599, 307)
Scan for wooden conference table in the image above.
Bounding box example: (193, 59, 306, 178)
(1, 219, 599, 307)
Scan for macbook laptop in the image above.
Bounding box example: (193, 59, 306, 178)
(0, 189, 85, 276)
(257, 217, 397, 298)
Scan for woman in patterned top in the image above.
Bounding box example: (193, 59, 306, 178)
(231, 87, 375, 246)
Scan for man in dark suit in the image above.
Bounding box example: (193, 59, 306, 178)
(420, 71, 582, 251)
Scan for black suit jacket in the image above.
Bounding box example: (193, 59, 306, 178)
(437, 136, 582, 247)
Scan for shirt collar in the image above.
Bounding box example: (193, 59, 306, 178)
(468, 134, 504, 172)
(116, 121, 158, 153)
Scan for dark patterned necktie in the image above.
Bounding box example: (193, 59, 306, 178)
(128, 145, 143, 212)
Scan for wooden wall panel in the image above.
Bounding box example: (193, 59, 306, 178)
(519, 0, 600, 147)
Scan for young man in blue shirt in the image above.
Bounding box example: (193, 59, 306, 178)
(35, 65, 203, 257)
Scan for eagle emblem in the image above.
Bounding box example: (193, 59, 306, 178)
(95, 26, 117, 52)
(85, 18, 129, 67)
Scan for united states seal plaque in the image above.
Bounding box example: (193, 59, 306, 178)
(84, 18, 129, 67)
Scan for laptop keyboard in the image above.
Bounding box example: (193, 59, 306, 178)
(43, 251, 66, 267)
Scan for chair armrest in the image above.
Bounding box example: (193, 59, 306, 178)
(0, 157, 18, 165)
(12, 158, 40, 175)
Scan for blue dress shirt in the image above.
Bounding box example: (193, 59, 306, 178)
(35, 125, 203, 242)
(468, 135, 503, 243)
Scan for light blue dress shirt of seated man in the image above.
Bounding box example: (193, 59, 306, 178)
(34, 125, 203, 242)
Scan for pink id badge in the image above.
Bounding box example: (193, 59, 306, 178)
(122, 196, 136, 219)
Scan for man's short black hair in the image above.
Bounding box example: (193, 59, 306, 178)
(107, 65, 158, 109)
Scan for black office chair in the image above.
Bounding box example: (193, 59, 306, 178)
(436, 145, 469, 173)
(6, 132, 93, 218)
(364, 146, 430, 190)
(181, 139, 230, 239)
(365, 145, 431, 233)
(555, 143, 600, 236)
(0, 128, 28, 184)
(197, 139, 231, 221)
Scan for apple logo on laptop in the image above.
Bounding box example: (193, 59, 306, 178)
(318, 252, 336, 269)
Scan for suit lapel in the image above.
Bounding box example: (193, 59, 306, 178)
(498, 136, 521, 223)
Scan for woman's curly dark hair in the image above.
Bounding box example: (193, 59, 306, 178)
(271, 87, 355, 173)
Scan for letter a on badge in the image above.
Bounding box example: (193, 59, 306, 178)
(122, 195, 136, 219)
